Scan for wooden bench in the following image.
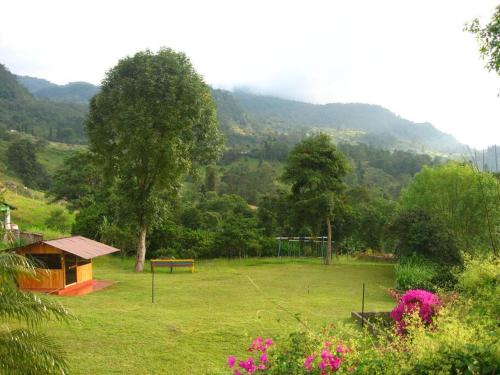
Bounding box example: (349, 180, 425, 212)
(150, 259, 195, 273)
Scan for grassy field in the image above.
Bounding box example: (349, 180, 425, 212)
(43, 256, 395, 374)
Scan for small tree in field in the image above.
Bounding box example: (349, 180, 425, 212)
(86, 48, 223, 272)
(282, 134, 349, 264)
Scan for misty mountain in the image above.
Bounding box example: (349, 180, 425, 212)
(17, 75, 99, 105)
(0, 64, 87, 143)
(11, 69, 468, 154)
(230, 90, 467, 154)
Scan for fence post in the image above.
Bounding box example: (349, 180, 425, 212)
(151, 262, 155, 303)
(361, 283, 365, 328)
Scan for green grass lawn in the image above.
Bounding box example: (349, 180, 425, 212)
(43, 257, 394, 374)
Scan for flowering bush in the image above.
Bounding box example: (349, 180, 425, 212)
(228, 337, 273, 374)
(390, 289, 440, 333)
(303, 341, 349, 374)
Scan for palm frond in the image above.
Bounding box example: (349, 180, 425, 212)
(0, 287, 72, 325)
(0, 326, 69, 375)
(0, 250, 39, 282)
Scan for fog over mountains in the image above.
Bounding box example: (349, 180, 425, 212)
(0, 64, 468, 154)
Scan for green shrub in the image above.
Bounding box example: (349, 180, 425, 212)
(394, 256, 438, 291)
(390, 208, 462, 266)
(458, 256, 498, 297)
(44, 208, 72, 233)
(152, 248, 178, 258)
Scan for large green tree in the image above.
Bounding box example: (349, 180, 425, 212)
(282, 134, 349, 264)
(86, 48, 223, 271)
(400, 163, 499, 254)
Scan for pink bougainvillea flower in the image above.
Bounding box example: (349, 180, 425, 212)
(258, 364, 266, 370)
(336, 344, 346, 354)
(260, 353, 267, 363)
(228, 356, 236, 368)
(265, 338, 273, 347)
(391, 289, 440, 334)
(304, 354, 316, 372)
(319, 360, 327, 370)
(329, 356, 341, 371)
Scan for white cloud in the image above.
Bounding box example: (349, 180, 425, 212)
(1, 0, 498, 148)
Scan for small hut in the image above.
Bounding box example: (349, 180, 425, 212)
(15, 236, 119, 294)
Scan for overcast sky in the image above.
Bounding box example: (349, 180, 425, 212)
(1, 0, 499, 148)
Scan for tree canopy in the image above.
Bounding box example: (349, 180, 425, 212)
(86, 48, 223, 271)
(282, 133, 349, 264)
(466, 5, 500, 76)
(400, 163, 499, 254)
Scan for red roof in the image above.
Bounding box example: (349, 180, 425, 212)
(43, 236, 120, 259)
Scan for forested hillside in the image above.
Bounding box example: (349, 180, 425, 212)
(17, 75, 99, 105)
(231, 90, 466, 154)
(0, 64, 87, 143)
(11, 67, 468, 156)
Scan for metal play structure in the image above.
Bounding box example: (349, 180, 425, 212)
(276, 236, 332, 262)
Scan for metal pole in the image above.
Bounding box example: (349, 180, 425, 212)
(361, 283, 365, 328)
(151, 263, 155, 303)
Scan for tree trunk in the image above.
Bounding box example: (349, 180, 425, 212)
(134, 226, 147, 272)
(326, 216, 332, 265)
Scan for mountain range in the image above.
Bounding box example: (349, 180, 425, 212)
(0, 63, 467, 154)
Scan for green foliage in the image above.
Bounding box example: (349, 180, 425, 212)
(394, 256, 439, 291)
(458, 256, 499, 308)
(48, 151, 100, 210)
(400, 163, 500, 253)
(6, 139, 51, 190)
(466, 5, 500, 76)
(44, 207, 72, 232)
(0, 250, 72, 374)
(86, 48, 223, 270)
(390, 208, 462, 265)
(220, 160, 278, 204)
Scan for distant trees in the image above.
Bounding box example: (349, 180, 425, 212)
(48, 152, 100, 210)
(0, 64, 87, 144)
(282, 134, 349, 264)
(6, 139, 50, 190)
(86, 48, 223, 272)
(220, 160, 277, 204)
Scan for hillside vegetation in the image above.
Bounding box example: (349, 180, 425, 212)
(17, 75, 99, 105)
(0, 64, 87, 143)
(8, 64, 468, 155)
(4, 188, 74, 239)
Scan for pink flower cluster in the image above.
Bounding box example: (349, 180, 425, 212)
(228, 337, 273, 374)
(390, 289, 440, 333)
(304, 341, 347, 374)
